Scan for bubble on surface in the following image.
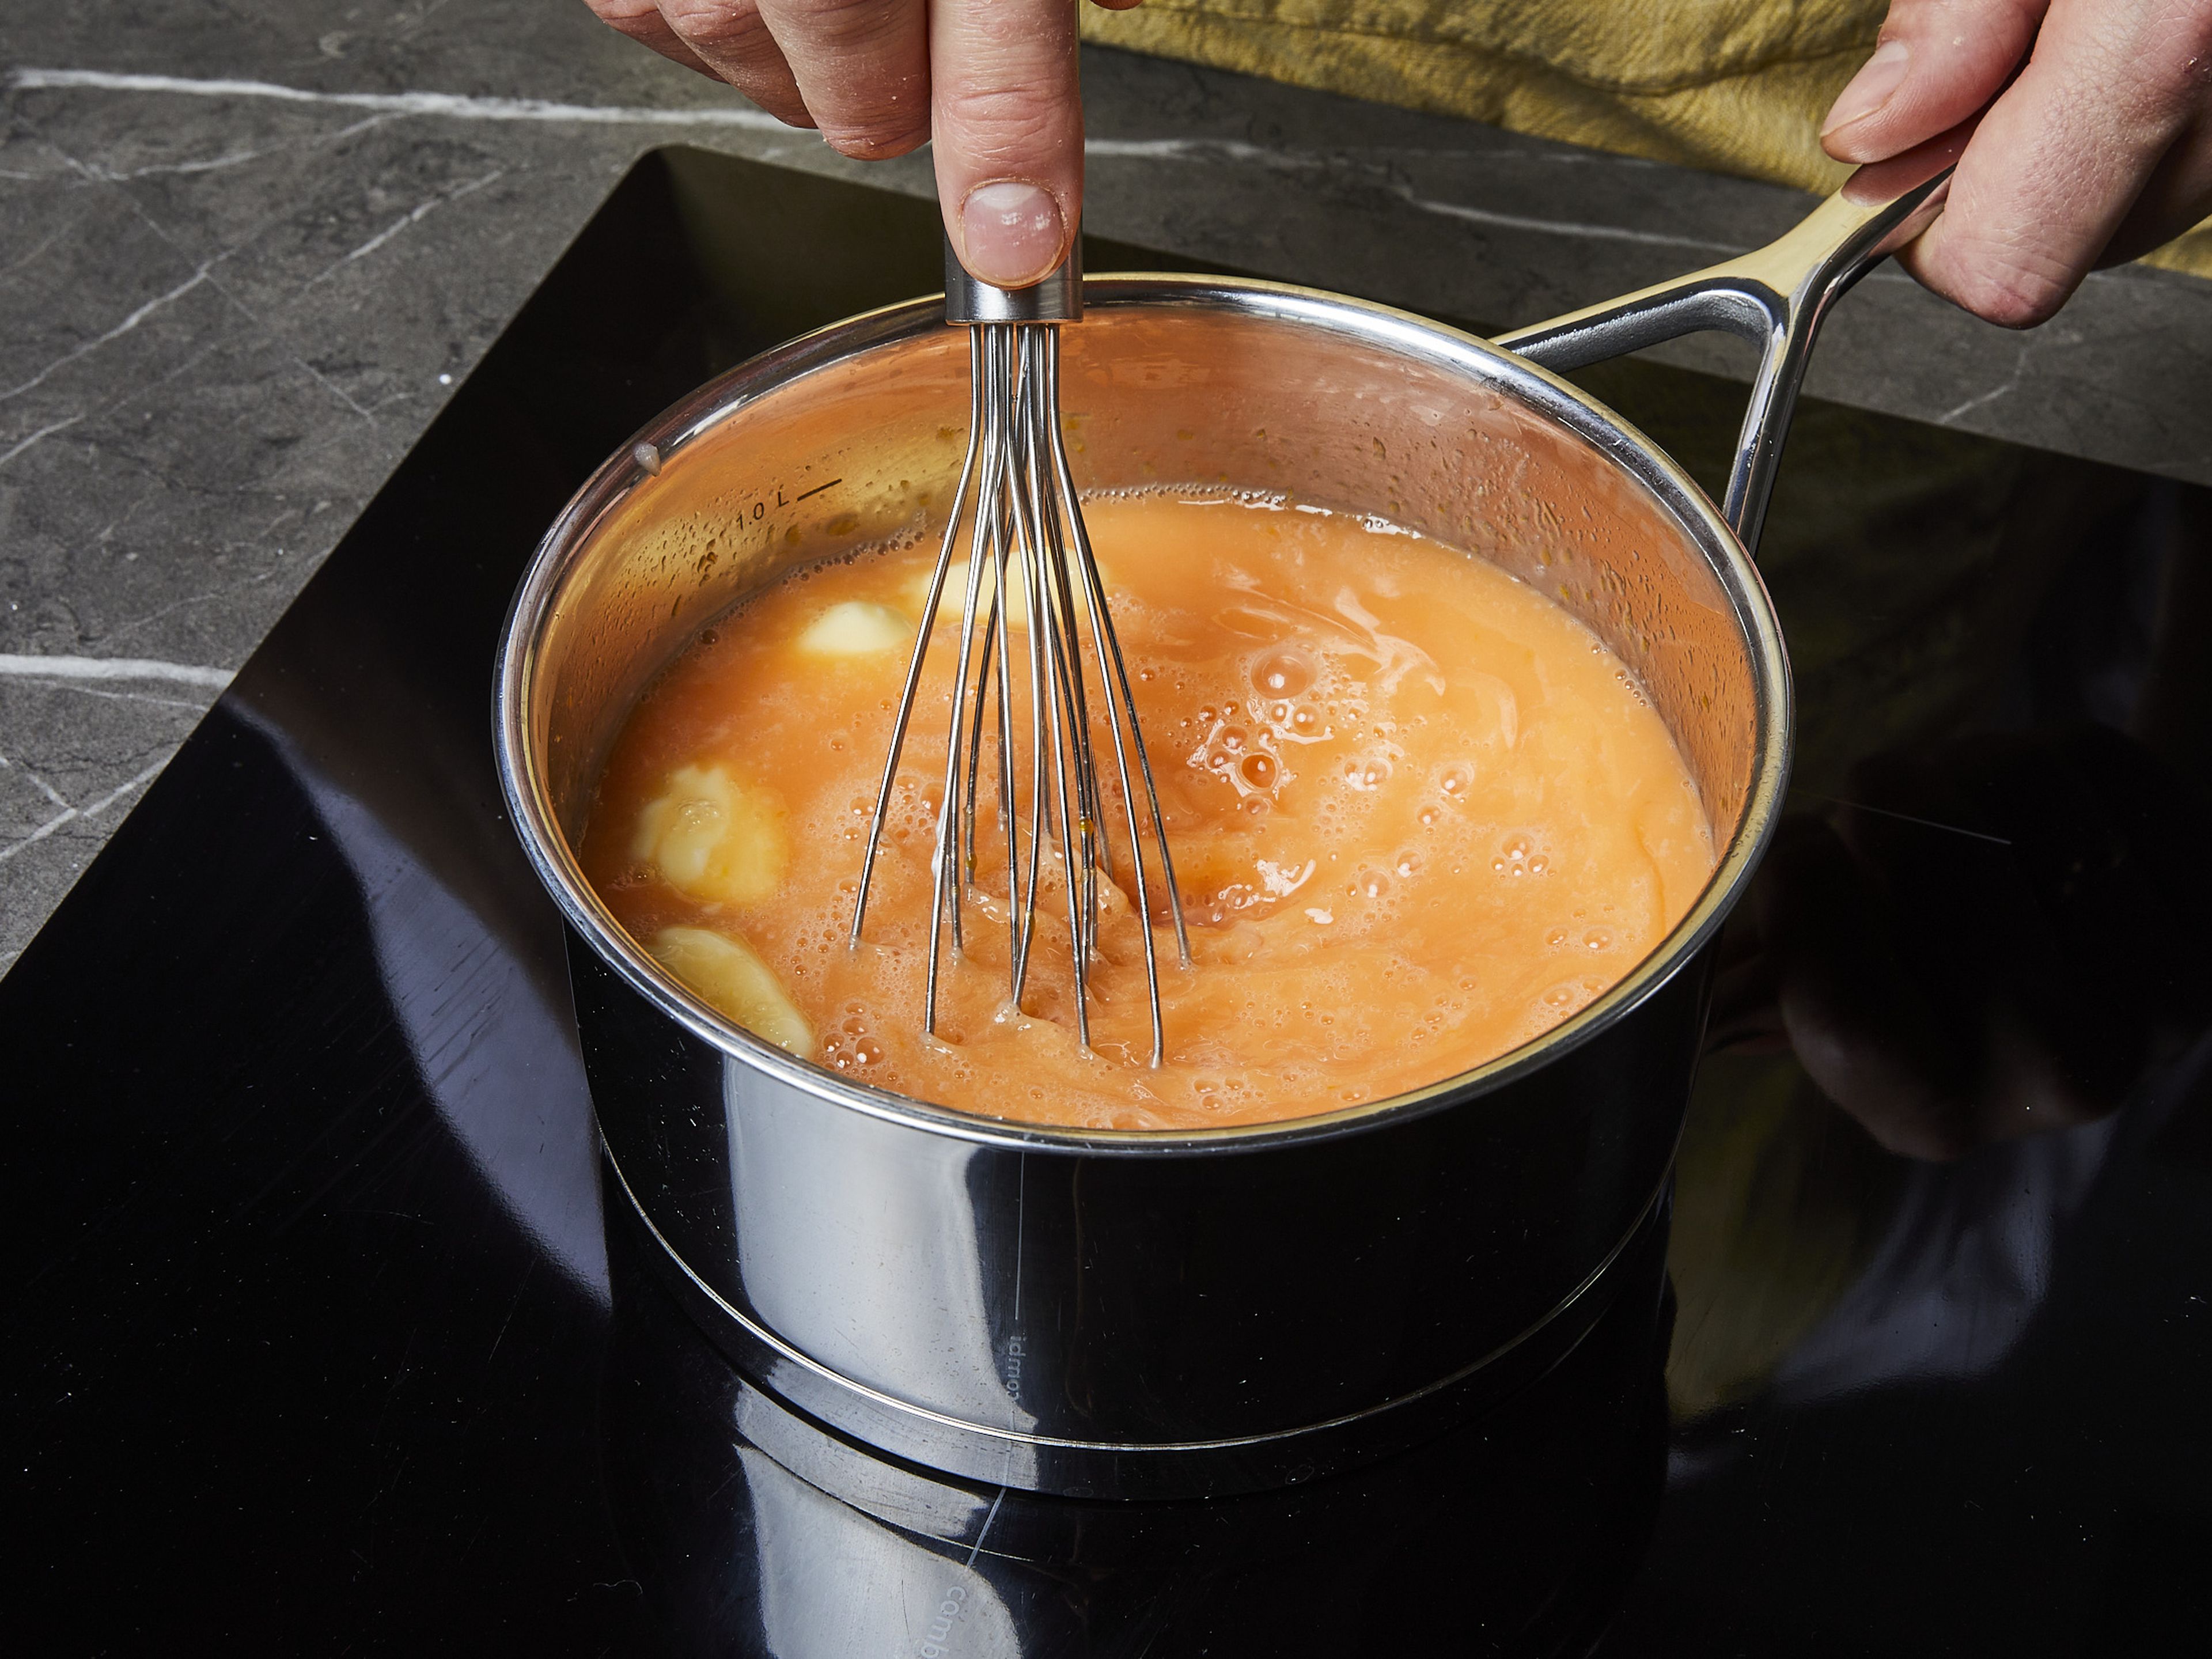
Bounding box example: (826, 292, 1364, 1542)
(581, 484, 1715, 1131)
(1251, 646, 1316, 698)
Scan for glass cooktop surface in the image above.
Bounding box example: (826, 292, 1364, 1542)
(7, 150, 2210, 1655)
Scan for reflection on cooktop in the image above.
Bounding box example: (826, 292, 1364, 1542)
(6, 147, 2210, 1654)
(603, 1190, 1669, 1657)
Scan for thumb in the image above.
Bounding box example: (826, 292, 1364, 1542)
(931, 0, 1084, 288)
(1822, 0, 2049, 164)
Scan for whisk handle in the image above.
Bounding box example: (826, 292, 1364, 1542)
(944, 231, 1084, 325)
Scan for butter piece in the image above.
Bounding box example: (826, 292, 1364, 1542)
(649, 925, 814, 1056)
(632, 763, 787, 905)
(795, 600, 911, 657)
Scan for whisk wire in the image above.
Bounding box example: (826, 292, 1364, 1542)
(1043, 339, 1196, 977)
(1012, 354, 1104, 1042)
(1001, 351, 1047, 998)
(851, 251, 1190, 1067)
(851, 334, 984, 953)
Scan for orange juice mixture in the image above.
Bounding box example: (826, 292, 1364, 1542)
(581, 492, 1714, 1130)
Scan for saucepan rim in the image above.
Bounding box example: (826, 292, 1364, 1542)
(495, 273, 1792, 1157)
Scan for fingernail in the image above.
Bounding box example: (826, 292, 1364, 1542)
(1821, 37, 1911, 138)
(960, 180, 1067, 289)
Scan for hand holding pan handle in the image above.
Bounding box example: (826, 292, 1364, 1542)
(1496, 127, 1967, 556)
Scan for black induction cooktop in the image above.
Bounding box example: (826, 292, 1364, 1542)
(7, 148, 2211, 1656)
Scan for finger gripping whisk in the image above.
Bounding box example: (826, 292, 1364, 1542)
(849, 235, 1192, 1063)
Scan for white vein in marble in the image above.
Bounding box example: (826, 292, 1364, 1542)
(9, 67, 790, 129)
(0, 654, 236, 689)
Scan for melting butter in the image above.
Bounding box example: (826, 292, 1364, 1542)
(649, 925, 813, 1055)
(631, 763, 787, 905)
(796, 601, 910, 657)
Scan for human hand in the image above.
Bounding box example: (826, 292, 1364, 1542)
(1821, 0, 2212, 326)
(584, 0, 1142, 288)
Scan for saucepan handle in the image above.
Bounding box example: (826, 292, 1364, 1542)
(1494, 137, 1963, 554)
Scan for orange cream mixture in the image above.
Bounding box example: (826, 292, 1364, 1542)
(581, 491, 1714, 1130)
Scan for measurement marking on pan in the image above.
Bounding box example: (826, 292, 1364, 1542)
(796, 478, 843, 501)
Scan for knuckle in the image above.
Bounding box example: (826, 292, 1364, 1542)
(2161, 1, 2212, 69)
(659, 0, 774, 54)
(941, 84, 1068, 164)
(784, 0, 915, 51)
(589, 0, 675, 39)
(820, 111, 931, 159)
(2078, 5, 2212, 118)
(2145, 20, 2212, 105)
(1929, 174, 2090, 327)
(823, 131, 926, 161)
(1954, 262, 2067, 328)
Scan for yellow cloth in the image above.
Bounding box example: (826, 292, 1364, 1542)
(1082, 0, 2212, 279)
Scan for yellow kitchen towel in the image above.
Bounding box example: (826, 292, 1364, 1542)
(1082, 0, 2212, 279)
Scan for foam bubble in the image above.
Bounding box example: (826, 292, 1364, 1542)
(1251, 646, 1316, 698)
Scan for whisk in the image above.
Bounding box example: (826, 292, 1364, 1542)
(849, 235, 1192, 1064)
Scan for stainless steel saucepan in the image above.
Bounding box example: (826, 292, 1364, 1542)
(496, 141, 1955, 1498)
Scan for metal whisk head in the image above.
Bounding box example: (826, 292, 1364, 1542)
(849, 236, 1191, 1064)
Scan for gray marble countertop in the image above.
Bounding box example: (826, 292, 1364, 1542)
(5, 1, 2210, 972)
